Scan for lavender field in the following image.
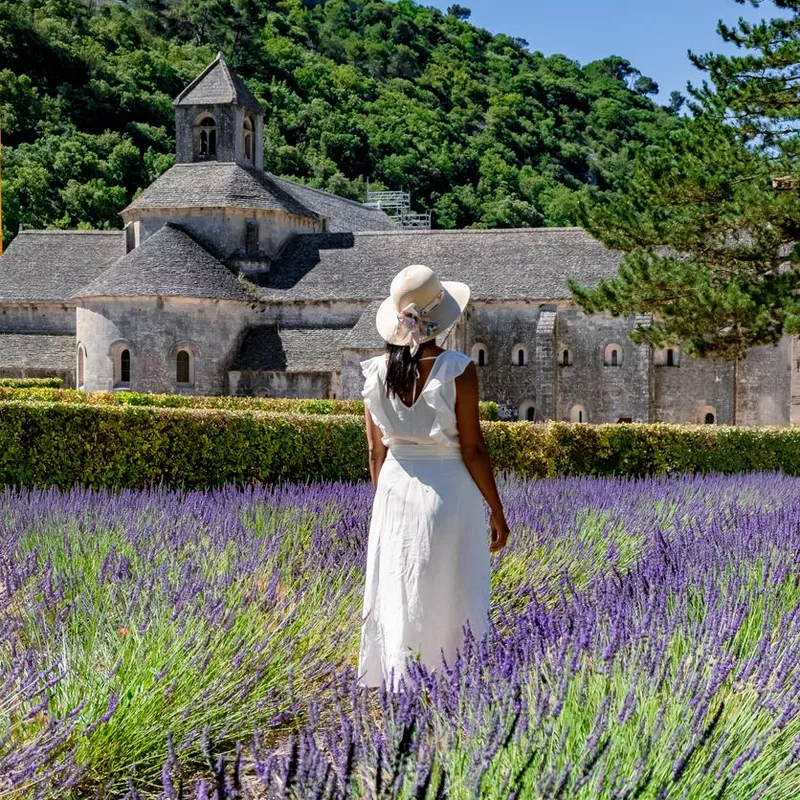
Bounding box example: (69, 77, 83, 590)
(2, 473, 800, 799)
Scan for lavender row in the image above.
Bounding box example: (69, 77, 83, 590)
(1, 473, 799, 798)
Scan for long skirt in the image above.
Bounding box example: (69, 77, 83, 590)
(357, 444, 491, 691)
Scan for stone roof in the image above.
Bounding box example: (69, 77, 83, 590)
(73, 223, 252, 302)
(268, 175, 396, 233)
(0, 230, 124, 303)
(0, 334, 74, 371)
(174, 53, 262, 111)
(256, 228, 623, 302)
(343, 301, 385, 349)
(123, 163, 318, 219)
(232, 326, 351, 372)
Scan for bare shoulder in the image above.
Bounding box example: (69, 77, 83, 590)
(455, 358, 478, 384)
(454, 359, 479, 406)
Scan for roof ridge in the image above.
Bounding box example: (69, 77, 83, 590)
(173, 52, 262, 111)
(174, 54, 220, 105)
(15, 230, 123, 236)
(217, 52, 238, 100)
(347, 226, 590, 236)
(268, 174, 386, 212)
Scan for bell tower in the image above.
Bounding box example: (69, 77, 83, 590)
(173, 52, 264, 170)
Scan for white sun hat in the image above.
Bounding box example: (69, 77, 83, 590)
(375, 264, 471, 355)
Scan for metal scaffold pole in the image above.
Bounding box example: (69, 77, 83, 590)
(364, 189, 431, 230)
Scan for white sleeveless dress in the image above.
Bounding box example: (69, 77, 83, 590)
(357, 349, 491, 691)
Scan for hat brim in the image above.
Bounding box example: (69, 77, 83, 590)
(375, 281, 471, 347)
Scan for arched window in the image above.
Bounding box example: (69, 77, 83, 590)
(561, 348, 571, 367)
(656, 346, 681, 367)
(471, 343, 487, 366)
(198, 116, 217, 158)
(176, 350, 191, 384)
(110, 341, 133, 388)
(120, 349, 130, 384)
(243, 115, 254, 162)
(77, 346, 85, 388)
(511, 344, 528, 366)
(604, 343, 622, 367)
(570, 404, 587, 424)
(705, 412, 715, 425)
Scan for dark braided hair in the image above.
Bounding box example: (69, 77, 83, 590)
(385, 342, 425, 399)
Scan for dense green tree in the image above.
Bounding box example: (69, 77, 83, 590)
(0, 0, 676, 246)
(572, 0, 800, 360)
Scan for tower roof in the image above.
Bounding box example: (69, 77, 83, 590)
(121, 163, 318, 220)
(174, 52, 263, 112)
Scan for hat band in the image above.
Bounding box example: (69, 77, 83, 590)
(395, 288, 444, 356)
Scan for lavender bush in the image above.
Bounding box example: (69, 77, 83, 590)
(1, 473, 799, 798)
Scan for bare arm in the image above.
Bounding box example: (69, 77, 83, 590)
(364, 405, 387, 488)
(455, 362, 509, 553)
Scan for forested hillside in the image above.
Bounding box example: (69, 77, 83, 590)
(0, 0, 680, 242)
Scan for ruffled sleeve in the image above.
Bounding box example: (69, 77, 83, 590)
(360, 356, 392, 444)
(420, 350, 473, 444)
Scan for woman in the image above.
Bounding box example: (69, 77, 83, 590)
(357, 264, 510, 692)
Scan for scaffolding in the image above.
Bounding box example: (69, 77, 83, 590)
(365, 190, 431, 230)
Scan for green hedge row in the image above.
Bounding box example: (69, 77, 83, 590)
(0, 387, 500, 419)
(0, 377, 63, 388)
(0, 401, 797, 489)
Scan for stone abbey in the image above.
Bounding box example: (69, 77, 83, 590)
(0, 54, 795, 425)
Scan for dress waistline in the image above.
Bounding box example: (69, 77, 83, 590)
(388, 443, 463, 461)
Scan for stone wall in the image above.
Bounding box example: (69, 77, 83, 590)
(459, 301, 540, 418)
(341, 348, 382, 400)
(229, 370, 332, 398)
(556, 308, 650, 423)
(0, 304, 75, 335)
(258, 301, 365, 329)
(2, 292, 789, 425)
(737, 339, 791, 426)
(654, 351, 735, 425)
(77, 297, 253, 395)
(134, 209, 321, 262)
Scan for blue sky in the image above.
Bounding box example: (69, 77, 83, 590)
(418, 0, 778, 103)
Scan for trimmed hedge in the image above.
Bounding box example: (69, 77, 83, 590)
(0, 377, 63, 388)
(0, 401, 799, 489)
(0, 387, 500, 419)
